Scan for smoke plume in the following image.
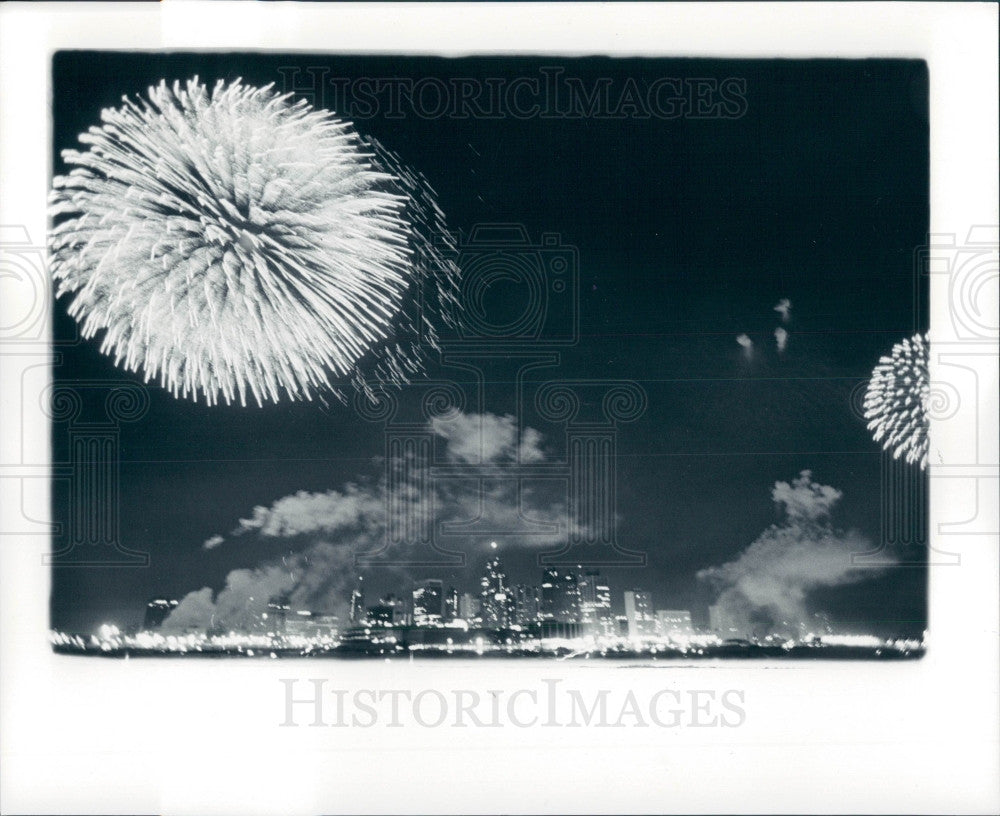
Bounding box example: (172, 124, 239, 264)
(774, 326, 788, 353)
(165, 412, 568, 632)
(697, 470, 893, 639)
(774, 298, 792, 322)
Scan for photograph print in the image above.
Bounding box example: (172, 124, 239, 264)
(47, 52, 930, 661)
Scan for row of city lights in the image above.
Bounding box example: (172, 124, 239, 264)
(50, 626, 925, 656)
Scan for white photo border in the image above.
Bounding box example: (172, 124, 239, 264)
(0, 3, 997, 814)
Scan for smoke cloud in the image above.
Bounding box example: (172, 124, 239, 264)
(235, 484, 385, 539)
(430, 412, 545, 464)
(697, 470, 893, 639)
(162, 545, 360, 634)
(202, 534, 224, 550)
(160, 587, 215, 633)
(164, 412, 568, 632)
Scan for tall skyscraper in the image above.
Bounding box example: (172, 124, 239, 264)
(577, 569, 597, 634)
(578, 569, 613, 637)
(624, 590, 655, 641)
(511, 584, 540, 627)
(594, 577, 614, 638)
(378, 594, 408, 625)
(349, 576, 365, 624)
(412, 579, 444, 625)
(540, 568, 557, 620)
(444, 586, 459, 621)
(540, 567, 580, 623)
(367, 604, 395, 626)
(480, 556, 514, 629)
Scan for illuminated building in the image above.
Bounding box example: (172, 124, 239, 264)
(578, 569, 597, 633)
(656, 609, 694, 640)
(458, 592, 481, 622)
(534, 620, 583, 640)
(540, 567, 580, 623)
(312, 614, 339, 638)
(349, 576, 365, 624)
(367, 604, 395, 626)
(285, 610, 339, 639)
(594, 579, 614, 638)
(624, 590, 655, 640)
(444, 586, 459, 621)
(511, 584, 540, 627)
(577, 569, 612, 637)
(479, 556, 514, 629)
(413, 579, 444, 625)
(142, 597, 178, 630)
(540, 569, 556, 619)
(380, 594, 408, 626)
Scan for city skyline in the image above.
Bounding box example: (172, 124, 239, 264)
(56, 543, 922, 660)
(48, 53, 929, 647)
(119, 546, 900, 648)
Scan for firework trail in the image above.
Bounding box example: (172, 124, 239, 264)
(49, 77, 459, 406)
(863, 333, 929, 469)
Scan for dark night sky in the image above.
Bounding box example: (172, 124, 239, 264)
(49, 53, 928, 635)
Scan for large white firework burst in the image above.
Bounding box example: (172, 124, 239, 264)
(863, 333, 930, 469)
(49, 77, 459, 406)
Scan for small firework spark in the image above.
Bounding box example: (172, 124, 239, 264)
(773, 297, 792, 322)
(49, 77, 459, 406)
(863, 333, 930, 469)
